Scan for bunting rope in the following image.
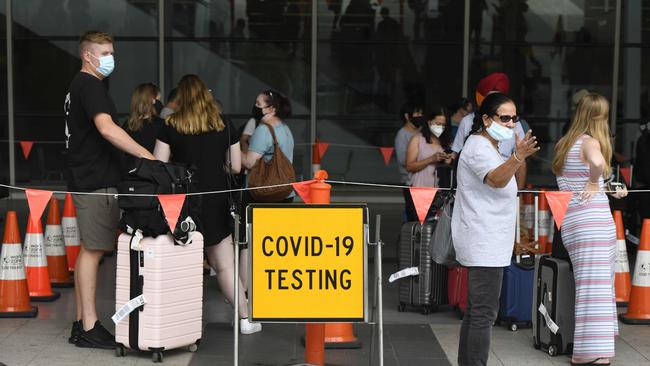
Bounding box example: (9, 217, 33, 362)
(0, 180, 649, 198)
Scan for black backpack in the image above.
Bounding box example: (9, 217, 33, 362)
(117, 158, 202, 245)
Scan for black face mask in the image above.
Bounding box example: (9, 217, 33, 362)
(154, 100, 164, 116)
(252, 105, 264, 122)
(411, 116, 425, 128)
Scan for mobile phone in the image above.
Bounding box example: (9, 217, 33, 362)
(607, 181, 625, 191)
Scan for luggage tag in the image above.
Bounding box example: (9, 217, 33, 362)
(389, 267, 419, 283)
(112, 294, 147, 324)
(538, 303, 559, 334)
(128, 228, 144, 251)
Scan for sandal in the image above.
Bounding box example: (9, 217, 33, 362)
(570, 358, 611, 366)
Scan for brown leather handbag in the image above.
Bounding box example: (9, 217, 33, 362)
(247, 122, 296, 202)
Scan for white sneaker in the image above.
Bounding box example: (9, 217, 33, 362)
(239, 318, 262, 335)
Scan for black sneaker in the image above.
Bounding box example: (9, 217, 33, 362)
(68, 320, 81, 344)
(76, 321, 117, 349)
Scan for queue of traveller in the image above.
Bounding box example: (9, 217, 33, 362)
(64, 31, 296, 350)
(62, 28, 628, 366)
(394, 72, 629, 366)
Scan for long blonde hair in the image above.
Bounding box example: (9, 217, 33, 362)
(126, 83, 158, 132)
(552, 93, 612, 177)
(166, 74, 224, 134)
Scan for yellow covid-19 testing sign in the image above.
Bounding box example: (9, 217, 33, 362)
(248, 204, 367, 322)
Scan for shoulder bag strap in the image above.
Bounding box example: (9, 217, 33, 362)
(261, 122, 280, 147)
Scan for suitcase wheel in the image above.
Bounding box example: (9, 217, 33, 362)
(547, 345, 557, 357)
(421, 306, 431, 315)
(397, 303, 406, 312)
(509, 323, 518, 332)
(152, 351, 163, 363)
(188, 343, 199, 353)
(115, 345, 126, 357)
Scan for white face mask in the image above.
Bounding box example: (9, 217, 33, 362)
(430, 125, 445, 138)
(485, 119, 514, 141)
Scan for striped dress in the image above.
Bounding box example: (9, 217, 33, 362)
(557, 135, 618, 359)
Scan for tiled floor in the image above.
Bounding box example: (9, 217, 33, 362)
(3, 254, 650, 366)
(2, 200, 650, 365)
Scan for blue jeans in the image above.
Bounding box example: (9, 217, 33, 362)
(458, 266, 504, 366)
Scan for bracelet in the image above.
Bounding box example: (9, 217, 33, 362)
(512, 151, 523, 162)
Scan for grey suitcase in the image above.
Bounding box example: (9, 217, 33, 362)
(532, 255, 575, 356)
(397, 222, 447, 314)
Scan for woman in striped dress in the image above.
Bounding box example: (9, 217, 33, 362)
(552, 93, 627, 366)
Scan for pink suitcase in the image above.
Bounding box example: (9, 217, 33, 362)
(114, 232, 203, 362)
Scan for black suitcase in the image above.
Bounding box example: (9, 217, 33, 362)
(532, 255, 575, 356)
(397, 222, 447, 314)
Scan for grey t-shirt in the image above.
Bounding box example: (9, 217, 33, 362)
(159, 107, 174, 119)
(395, 127, 416, 184)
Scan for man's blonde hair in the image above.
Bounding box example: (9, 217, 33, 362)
(79, 31, 113, 55)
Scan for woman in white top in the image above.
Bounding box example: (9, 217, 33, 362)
(405, 107, 452, 188)
(451, 93, 539, 366)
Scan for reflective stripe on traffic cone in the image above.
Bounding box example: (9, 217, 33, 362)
(613, 210, 631, 306)
(44, 198, 73, 288)
(0, 211, 38, 318)
(522, 187, 534, 241)
(324, 324, 362, 349)
(24, 215, 60, 302)
(62, 193, 80, 272)
(538, 189, 551, 253)
(311, 140, 322, 177)
(620, 219, 650, 324)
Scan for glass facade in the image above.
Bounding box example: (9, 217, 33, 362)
(0, 0, 643, 188)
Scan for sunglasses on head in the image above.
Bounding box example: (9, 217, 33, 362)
(494, 114, 519, 123)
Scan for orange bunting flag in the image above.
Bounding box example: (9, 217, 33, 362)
(316, 142, 329, 160)
(25, 189, 53, 222)
(19, 141, 34, 160)
(409, 187, 438, 225)
(157, 194, 186, 233)
(380, 147, 394, 165)
(620, 167, 631, 186)
(292, 180, 316, 203)
(544, 191, 573, 229)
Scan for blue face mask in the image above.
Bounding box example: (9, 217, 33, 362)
(485, 119, 514, 141)
(89, 53, 115, 77)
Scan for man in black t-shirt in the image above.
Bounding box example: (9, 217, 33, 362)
(65, 31, 155, 349)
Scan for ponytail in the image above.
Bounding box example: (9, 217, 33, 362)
(263, 90, 292, 118)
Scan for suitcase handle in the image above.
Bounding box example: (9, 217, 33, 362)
(414, 247, 420, 283)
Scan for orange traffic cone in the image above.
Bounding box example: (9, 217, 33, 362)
(620, 219, 650, 324)
(44, 198, 73, 288)
(62, 193, 80, 272)
(312, 171, 361, 350)
(324, 324, 362, 349)
(538, 189, 551, 253)
(0, 211, 38, 318)
(24, 215, 60, 302)
(613, 211, 631, 306)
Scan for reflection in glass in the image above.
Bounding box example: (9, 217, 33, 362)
(12, 0, 158, 37)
